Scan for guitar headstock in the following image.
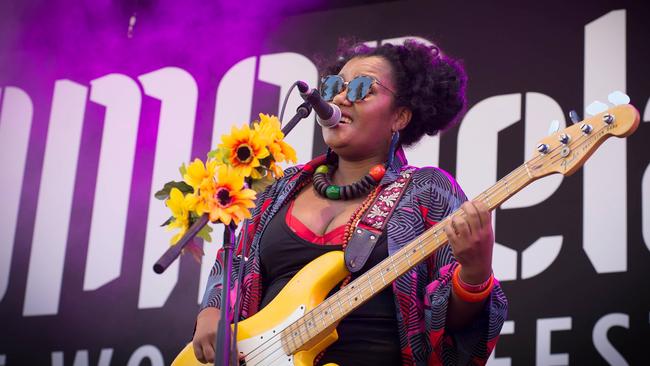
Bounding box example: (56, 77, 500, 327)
(527, 104, 640, 178)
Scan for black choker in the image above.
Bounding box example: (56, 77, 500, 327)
(312, 164, 386, 200)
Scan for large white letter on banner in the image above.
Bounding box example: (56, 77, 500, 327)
(0, 87, 33, 302)
(583, 10, 628, 273)
(457, 94, 520, 281)
(138, 67, 198, 309)
(84, 74, 142, 291)
(24, 80, 88, 316)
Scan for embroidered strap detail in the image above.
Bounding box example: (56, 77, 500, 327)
(364, 167, 415, 229)
(344, 167, 416, 272)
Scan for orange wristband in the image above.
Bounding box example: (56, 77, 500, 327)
(451, 265, 494, 303)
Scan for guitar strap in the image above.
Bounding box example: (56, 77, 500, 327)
(344, 167, 416, 273)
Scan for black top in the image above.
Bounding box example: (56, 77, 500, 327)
(259, 202, 401, 366)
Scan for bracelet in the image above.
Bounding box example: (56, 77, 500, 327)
(457, 268, 493, 292)
(451, 265, 494, 303)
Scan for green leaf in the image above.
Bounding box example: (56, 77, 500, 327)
(154, 180, 194, 200)
(179, 163, 187, 177)
(207, 149, 217, 159)
(212, 147, 230, 164)
(196, 224, 213, 243)
(160, 216, 174, 227)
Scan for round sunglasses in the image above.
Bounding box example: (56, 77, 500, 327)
(319, 75, 396, 102)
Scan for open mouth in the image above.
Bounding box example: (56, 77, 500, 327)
(340, 114, 353, 124)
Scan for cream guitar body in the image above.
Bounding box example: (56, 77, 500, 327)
(173, 251, 348, 366)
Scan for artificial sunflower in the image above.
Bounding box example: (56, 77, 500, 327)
(183, 158, 218, 215)
(157, 114, 297, 249)
(219, 123, 269, 179)
(165, 188, 198, 244)
(205, 165, 257, 225)
(184, 158, 217, 192)
(255, 113, 297, 166)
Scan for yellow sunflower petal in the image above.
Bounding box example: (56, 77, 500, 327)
(166, 188, 185, 215)
(184, 193, 198, 211)
(184, 159, 207, 189)
(206, 159, 218, 176)
(281, 141, 297, 163)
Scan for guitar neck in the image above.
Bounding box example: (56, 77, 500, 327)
(282, 163, 537, 353)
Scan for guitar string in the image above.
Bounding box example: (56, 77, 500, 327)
(242, 123, 608, 364)
(242, 142, 554, 364)
(243, 169, 530, 365)
(243, 132, 580, 365)
(243, 129, 588, 365)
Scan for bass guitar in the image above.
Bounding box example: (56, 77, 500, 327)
(173, 102, 640, 366)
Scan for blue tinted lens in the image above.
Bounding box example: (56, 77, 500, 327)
(347, 76, 374, 102)
(320, 75, 344, 101)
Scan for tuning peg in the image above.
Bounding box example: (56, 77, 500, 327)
(607, 90, 630, 106)
(537, 143, 550, 154)
(586, 101, 608, 116)
(559, 133, 570, 144)
(569, 110, 581, 124)
(547, 119, 561, 135)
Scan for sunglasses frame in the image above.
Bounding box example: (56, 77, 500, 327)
(320, 74, 396, 103)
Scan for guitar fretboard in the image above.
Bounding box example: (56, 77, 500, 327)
(280, 163, 535, 353)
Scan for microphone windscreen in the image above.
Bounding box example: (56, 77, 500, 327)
(317, 103, 341, 128)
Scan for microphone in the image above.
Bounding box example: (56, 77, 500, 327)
(298, 83, 341, 128)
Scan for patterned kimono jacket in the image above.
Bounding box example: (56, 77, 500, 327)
(201, 148, 508, 365)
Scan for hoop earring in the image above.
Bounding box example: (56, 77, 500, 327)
(386, 130, 400, 167)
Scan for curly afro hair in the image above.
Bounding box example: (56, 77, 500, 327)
(321, 39, 467, 146)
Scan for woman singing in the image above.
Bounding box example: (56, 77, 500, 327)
(193, 39, 508, 365)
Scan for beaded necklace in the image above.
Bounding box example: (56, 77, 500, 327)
(313, 163, 386, 200)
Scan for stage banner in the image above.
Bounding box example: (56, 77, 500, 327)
(0, 0, 648, 364)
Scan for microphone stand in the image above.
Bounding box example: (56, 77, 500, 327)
(153, 214, 209, 274)
(281, 102, 312, 135)
(215, 221, 236, 366)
